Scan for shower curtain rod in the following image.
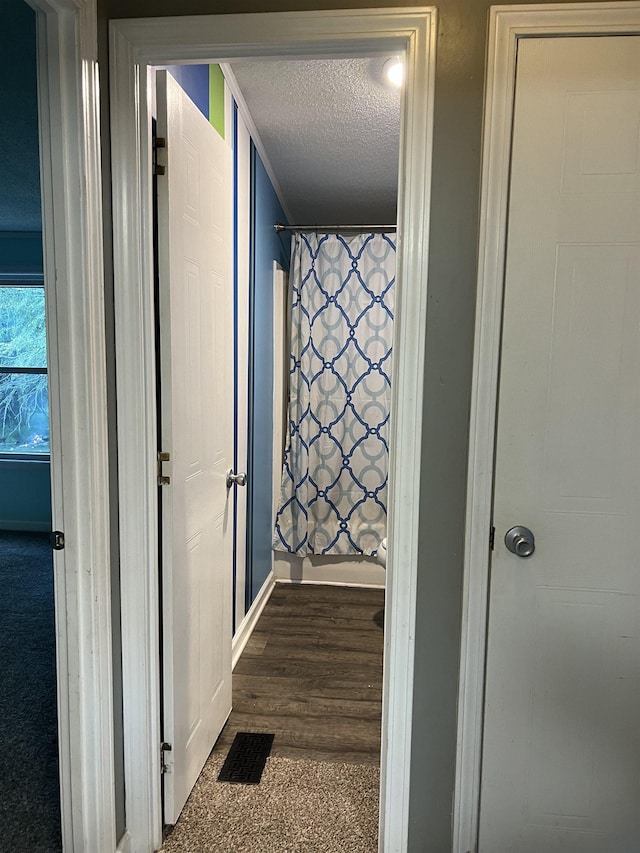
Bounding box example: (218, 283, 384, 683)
(274, 222, 396, 233)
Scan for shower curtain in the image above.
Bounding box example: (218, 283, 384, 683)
(273, 230, 396, 556)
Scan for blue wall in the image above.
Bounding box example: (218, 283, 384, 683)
(164, 65, 210, 120)
(0, 459, 51, 531)
(0, 232, 43, 275)
(247, 148, 290, 605)
(0, 3, 50, 532)
(0, 2, 40, 232)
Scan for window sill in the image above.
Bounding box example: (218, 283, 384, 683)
(0, 455, 51, 463)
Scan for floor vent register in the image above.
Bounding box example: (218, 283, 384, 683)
(217, 732, 275, 784)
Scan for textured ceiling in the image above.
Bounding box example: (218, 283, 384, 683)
(229, 57, 401, 226)
(2, 40, 401, 232)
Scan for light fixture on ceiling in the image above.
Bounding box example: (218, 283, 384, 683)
(384, 56, 404, 88)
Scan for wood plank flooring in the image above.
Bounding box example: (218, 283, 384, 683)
(213, 583, 385, 766)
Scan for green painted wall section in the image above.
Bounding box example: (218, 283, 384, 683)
(209, 64, 225, 138)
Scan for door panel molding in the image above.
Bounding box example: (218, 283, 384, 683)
(456, 4, 640, 852)
(156, 69, 234, 824)
(109, 8, 436, 852)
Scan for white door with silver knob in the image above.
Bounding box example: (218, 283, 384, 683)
(156, 71, 234, 826)
(479, 36, 640, 852)
(226, 470, 247, 489)
(504, 526, 535, 558)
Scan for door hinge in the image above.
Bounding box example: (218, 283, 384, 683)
(50, 530, 65, 551)
(489, 525, 496, 551)
(160, 741, 172, 774)
(153, 135, 166, 176)
(158, 450, 171, 486)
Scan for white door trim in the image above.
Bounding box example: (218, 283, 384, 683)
(109, 8, 436, 852)
(29, 0, 115, 849)
(455, 4, 640, 852)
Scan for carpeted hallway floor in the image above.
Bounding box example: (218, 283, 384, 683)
(0, 531, 62, 852)
(162, 584, 383, 852)
(162, 753, 379, 853)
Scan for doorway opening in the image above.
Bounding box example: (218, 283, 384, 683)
(151, 56, 399, 846)
(110, 9, 436, 851)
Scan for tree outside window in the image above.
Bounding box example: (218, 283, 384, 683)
(0, 279, 49, 455)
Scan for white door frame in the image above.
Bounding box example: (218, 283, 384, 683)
(109, 8, 436, 852)
(28, 0, 115, 850)
(454, 4, 640, 851)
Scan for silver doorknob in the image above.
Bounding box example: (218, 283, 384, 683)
(226, 470, 247, 488)
(504, 526, 535, 557)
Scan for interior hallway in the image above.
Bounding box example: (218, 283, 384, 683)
(161, 583, 384, 852)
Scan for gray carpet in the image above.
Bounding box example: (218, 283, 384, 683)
(161, 753, 379, 852)
(0, 531, 62, 851)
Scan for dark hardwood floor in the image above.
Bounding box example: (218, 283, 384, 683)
(214, 583, 385, 765)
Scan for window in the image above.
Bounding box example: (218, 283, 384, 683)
(0, 276, 49, 455)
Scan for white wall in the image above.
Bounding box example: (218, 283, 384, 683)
(274, 552, 385, 587)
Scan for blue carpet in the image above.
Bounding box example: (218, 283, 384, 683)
(0, 531, 62, 851)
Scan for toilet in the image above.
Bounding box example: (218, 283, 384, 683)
(375, 537, 387, 568)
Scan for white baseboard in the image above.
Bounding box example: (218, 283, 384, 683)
(275, 577, 385, 589)
(232, 571, 276, 670)
(273, 553, 386, 588)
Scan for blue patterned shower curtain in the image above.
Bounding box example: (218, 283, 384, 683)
(273, 231, 396, 556)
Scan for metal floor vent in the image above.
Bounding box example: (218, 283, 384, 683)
(217, 732, 275, 784)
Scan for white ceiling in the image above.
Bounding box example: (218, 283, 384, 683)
(228, 57, 401, 227)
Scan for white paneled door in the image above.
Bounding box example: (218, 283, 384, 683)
(479, 37, 640, 852)
(156, 70, 234, 825)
